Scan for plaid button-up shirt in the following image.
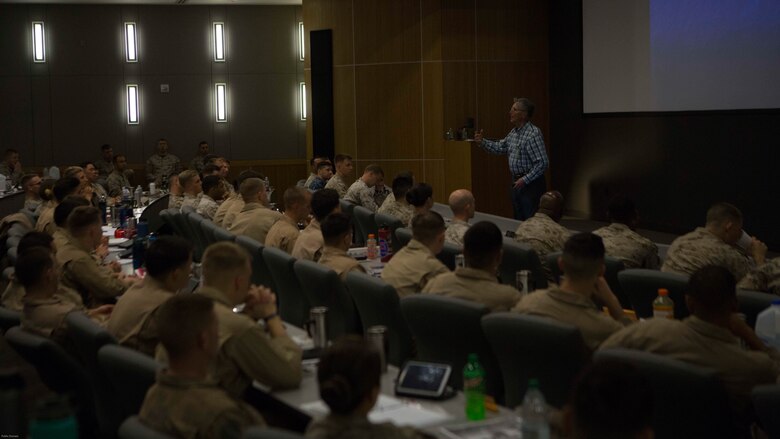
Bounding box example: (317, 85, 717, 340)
(480, 121, 549, 185)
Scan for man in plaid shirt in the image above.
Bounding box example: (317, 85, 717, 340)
(473, 97, 549, 220)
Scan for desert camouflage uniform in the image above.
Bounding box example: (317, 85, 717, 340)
(444, 219, 470, 248)
(106, 170, 131, 197)
(593, 222, 660, 269)
(318, 246, 366, 281)
(738, 258, 780, 295)
(344, 179, 378, 212)
(373, 185, 392, 210)
(139, 370, 265, 439)
(423, 267, 520, 312)
(662, 227, 754, 280)
(196, 195, 219, 220)
(514, 212, 570, 282)
(381, 239, 449, 298)
(306, 414, 434, 439)
(146, 154, 181, 185)
(377, 196, 414, 227)
(181, 193, 202, 211)
(324, 174, 348, 198)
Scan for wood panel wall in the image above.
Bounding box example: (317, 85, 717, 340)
(303, 0, 549, 217)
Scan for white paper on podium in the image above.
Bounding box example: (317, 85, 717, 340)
(300, 394, 453, 428)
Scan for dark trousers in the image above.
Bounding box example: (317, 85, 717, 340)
(511, 177, 546, 220)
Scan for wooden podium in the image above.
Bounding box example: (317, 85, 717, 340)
(442, 140, 514, 219)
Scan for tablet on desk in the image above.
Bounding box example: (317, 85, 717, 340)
(395, 361, 452, 399)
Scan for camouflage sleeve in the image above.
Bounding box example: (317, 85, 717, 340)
(225, 326, 303, 390)
(360, 187, 379, 212)
(643, 242, 661, 270)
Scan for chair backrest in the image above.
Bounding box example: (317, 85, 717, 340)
(352, 206, 378, 242)
(400, 295, 503, 402)
(294, 260, 362, 340)
(65, 312, 118, 379)
(139, 194, 170, 234)
(499, 238, 548, 291)
(481, 313, 588, 408)
(595, 348, 734, 439)
(235, 235, 277, 291)
(374, 212, 405, 253)
(345, 272, 414, 366)
(547, 252, 630, 309)
(5, 326, 97, 436)
(98, 345, 160, 419)
(338, 199, 355, 217)
(262, 246, 310, 328)
(118, 416, 176, 439)
(618, 269, 689, 319)
(752, 384, 780, 438)
(395, 227, 412, 249)
(437, 241, 461, 270)
(180, 205, 196, 214)
(0, 307, 21, 332)
(187, 212, 210, 257)
(243, 427, 305, 439)
(737, 289, 776, 329)
(212, 223, 236, 243)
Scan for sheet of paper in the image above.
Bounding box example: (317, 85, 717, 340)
(300, 394, 453, 428)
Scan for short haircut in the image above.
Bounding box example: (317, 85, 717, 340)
(146, 236, 193, 279)
(706, 202, 742, 226)
(333, 154, 352, 164)
(311, 189, 340, 222)
(18, 232, 53, 255)
(316, 161, 332, 172)
(202, 163, 221, 175)
(571, 360, 653, 439)
(561, 233, 605, 281)
(112, 153, 126, 164)
(201, 175, 222, 194)
(391, 173, 414, 199)
(310, 155, 329, 166)
(79, 161, 95, 169)
(156, 294, 215, 359)
(15, 248, 54, 289)
(411, 211, 446, 244)
(198, 140, 208, 147)
(63, 166, 84, 180)
(364, 164, 383, 177)
(54, 196, 90, 227)
(39, 179, 56, 202)
(66, 206, 101, 236)
(157, 137, 168, 143)
(406, 182, 433, 207)
(5, 148, 19, 157)
(101, 144, 112, 152)
(318, 336, 381, 415)
(234, 170, 265, 191)
(178, 170, 199, 189)
(607, 195, 637, 224)
(202, 242, 251, 284)
(321, 213, 352, 246)
(514, 97, 535, 118)
(686, 265, 737, 314)
(239, 177, 264, 202)
(283, 186, 308, 210)
(448, 190, 474, 215)
(463, 221, 502, 270)
(202, 154, 219, 166)
(21, 174, 39, 188)
(53, 177, 82, 202)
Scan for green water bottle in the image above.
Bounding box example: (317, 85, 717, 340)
(463, 353, 486, 421)
(29, 396, 78, 439)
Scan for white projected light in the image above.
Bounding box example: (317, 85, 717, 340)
(125, 22, 138, 62)
(299, 82, 307, 120)
(298, 22, 305, 61)
(32, 22, 45, 63)
(215, 83, 227, 122)
(126, 85, 139, 125)
(213, 22, 225, 62)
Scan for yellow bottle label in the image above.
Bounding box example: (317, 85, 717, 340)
(653, 305, 674, 319)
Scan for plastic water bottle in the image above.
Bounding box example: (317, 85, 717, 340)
(463, 353, 486, 421)
(652, 288, 674, 319)
(0, 174, 6, 193)
(122, 186, 132, 206)
(366, 234, 378, 260)
(29, 396, 78, 439)
(756, 300, 780, 349)
(520, 379, 550, 439)
(134, 185, 143, 208)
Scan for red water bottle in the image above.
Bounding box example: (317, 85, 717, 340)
(378, 225, 393, 262)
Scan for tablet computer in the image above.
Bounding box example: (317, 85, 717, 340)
(395, 361, 452, 399)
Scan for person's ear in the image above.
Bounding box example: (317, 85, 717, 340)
(557, 256, 565, 272)
(599, 263, 606, 277)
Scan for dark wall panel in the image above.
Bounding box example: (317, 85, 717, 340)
(0, 4, 305, 167)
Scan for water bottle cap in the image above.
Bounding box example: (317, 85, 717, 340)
(657, 288, 669, 296)
(528, 378, 540, 388)
(467, 353, 478, 362)
(368, 234, 375, 239)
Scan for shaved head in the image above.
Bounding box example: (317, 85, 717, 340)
(538, 191, 564, 222)
(448, 189, 475, 217)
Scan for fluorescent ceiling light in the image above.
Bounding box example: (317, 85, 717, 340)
(125, 22, 138, 62)
(127, 84, 139, 124)
(215, 83, 227, 122)
(298, 21, 304, 61)
(213, 22, 225, 62)
(32, 22, 45, 63)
